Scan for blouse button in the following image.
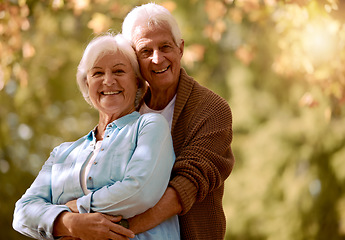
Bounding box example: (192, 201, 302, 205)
(93, 162, 97, 165)
(88, 176, 92, 180)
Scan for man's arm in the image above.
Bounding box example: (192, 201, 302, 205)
(127, 187, 182, 234)
(170, 92, 235, 214)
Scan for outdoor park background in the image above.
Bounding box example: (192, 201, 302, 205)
(1, 0, 345, 239)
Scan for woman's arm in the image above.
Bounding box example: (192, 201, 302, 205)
(12, 147, 71, 240)
(13, 144, 135, 240)
(77, 114, 175, 218)
(53, 212, 134, 240)
(64, 187, 182, 235)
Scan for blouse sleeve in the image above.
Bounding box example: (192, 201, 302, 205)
(12, 146, 71, 240)
(77, 114, 175, 219)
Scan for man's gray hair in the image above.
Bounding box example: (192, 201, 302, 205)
(122, 3, 182, 47)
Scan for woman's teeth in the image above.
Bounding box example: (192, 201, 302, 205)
(102, 91, 121, 95)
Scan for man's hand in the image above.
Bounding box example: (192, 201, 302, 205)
(53, 212, 135, 240)
(128, 187, 182, 234)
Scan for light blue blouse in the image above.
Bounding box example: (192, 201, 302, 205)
(13, 112, 180, 240)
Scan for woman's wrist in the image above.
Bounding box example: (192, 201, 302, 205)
(53, 211, 75, 237)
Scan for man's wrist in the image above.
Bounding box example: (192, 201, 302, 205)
(166, 187, 183, 215)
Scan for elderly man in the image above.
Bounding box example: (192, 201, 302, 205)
(122, 3, 235, 240)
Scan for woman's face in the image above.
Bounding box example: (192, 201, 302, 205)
(87, 52, 138, 119)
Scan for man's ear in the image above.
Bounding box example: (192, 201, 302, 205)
(179, 39, 185, 58)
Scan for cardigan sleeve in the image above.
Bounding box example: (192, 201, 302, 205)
(169, 91, 235, 215)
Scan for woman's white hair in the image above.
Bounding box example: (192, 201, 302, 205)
(122, 3, 182, 47)
(76, 33, 146, 109)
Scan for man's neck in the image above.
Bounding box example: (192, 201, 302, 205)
(145, 88, 176, 110)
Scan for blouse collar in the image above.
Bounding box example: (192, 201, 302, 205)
(87, 111, 140, 140)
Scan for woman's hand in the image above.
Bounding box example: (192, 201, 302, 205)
(65, 199, 79, 213)
(54, 212, 135, 240)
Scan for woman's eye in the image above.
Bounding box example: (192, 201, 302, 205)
(114, 69, 125, 74)
(92, 72, 103, 77)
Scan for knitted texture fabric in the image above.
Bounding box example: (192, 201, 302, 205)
(170, 68, 235, 240)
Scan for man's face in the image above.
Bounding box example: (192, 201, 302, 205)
(132, 26, 184, 93)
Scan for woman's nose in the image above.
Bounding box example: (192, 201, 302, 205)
(103, 72, 115, 86)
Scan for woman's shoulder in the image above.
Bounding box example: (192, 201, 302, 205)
(139, 112, 166, 122)
(138, 113, 169, 129)
(51, 135, 89, 157)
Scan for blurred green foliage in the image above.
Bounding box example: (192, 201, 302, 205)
(1, 0, 345, 239)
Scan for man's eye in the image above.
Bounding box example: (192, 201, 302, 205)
(139, 49, 151, 57)
(161, 45, 172, 51)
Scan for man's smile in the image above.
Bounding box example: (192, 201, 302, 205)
(153, 66, 169, 74)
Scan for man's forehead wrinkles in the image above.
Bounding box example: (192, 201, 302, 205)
(134, 38, 151, 49)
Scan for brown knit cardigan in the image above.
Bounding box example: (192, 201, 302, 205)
(169, 68, 235, 240)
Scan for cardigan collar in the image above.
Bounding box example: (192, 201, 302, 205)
(171, 68, 195, 133)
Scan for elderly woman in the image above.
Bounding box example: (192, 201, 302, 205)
(13, 33, 180, 240)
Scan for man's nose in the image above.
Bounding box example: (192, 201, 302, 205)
(151, 50, 163, 64)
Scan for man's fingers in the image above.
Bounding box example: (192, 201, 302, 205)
(103, 215, 130, 229)
(108, 222, 135, 239)
(103, 214, 122, 222)
(108, 230, 130, 240)
(101, 214, 134, 239)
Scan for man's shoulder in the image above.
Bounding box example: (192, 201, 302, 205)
(180, 68, 227, 102)
(189, 78, 230, 111)
(177, 68, 231, 117)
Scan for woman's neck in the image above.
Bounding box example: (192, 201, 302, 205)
(96, 109, 134, 140)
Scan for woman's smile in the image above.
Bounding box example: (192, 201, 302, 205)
(101, 90, 122, 95)
(87, 52, 138, 119)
